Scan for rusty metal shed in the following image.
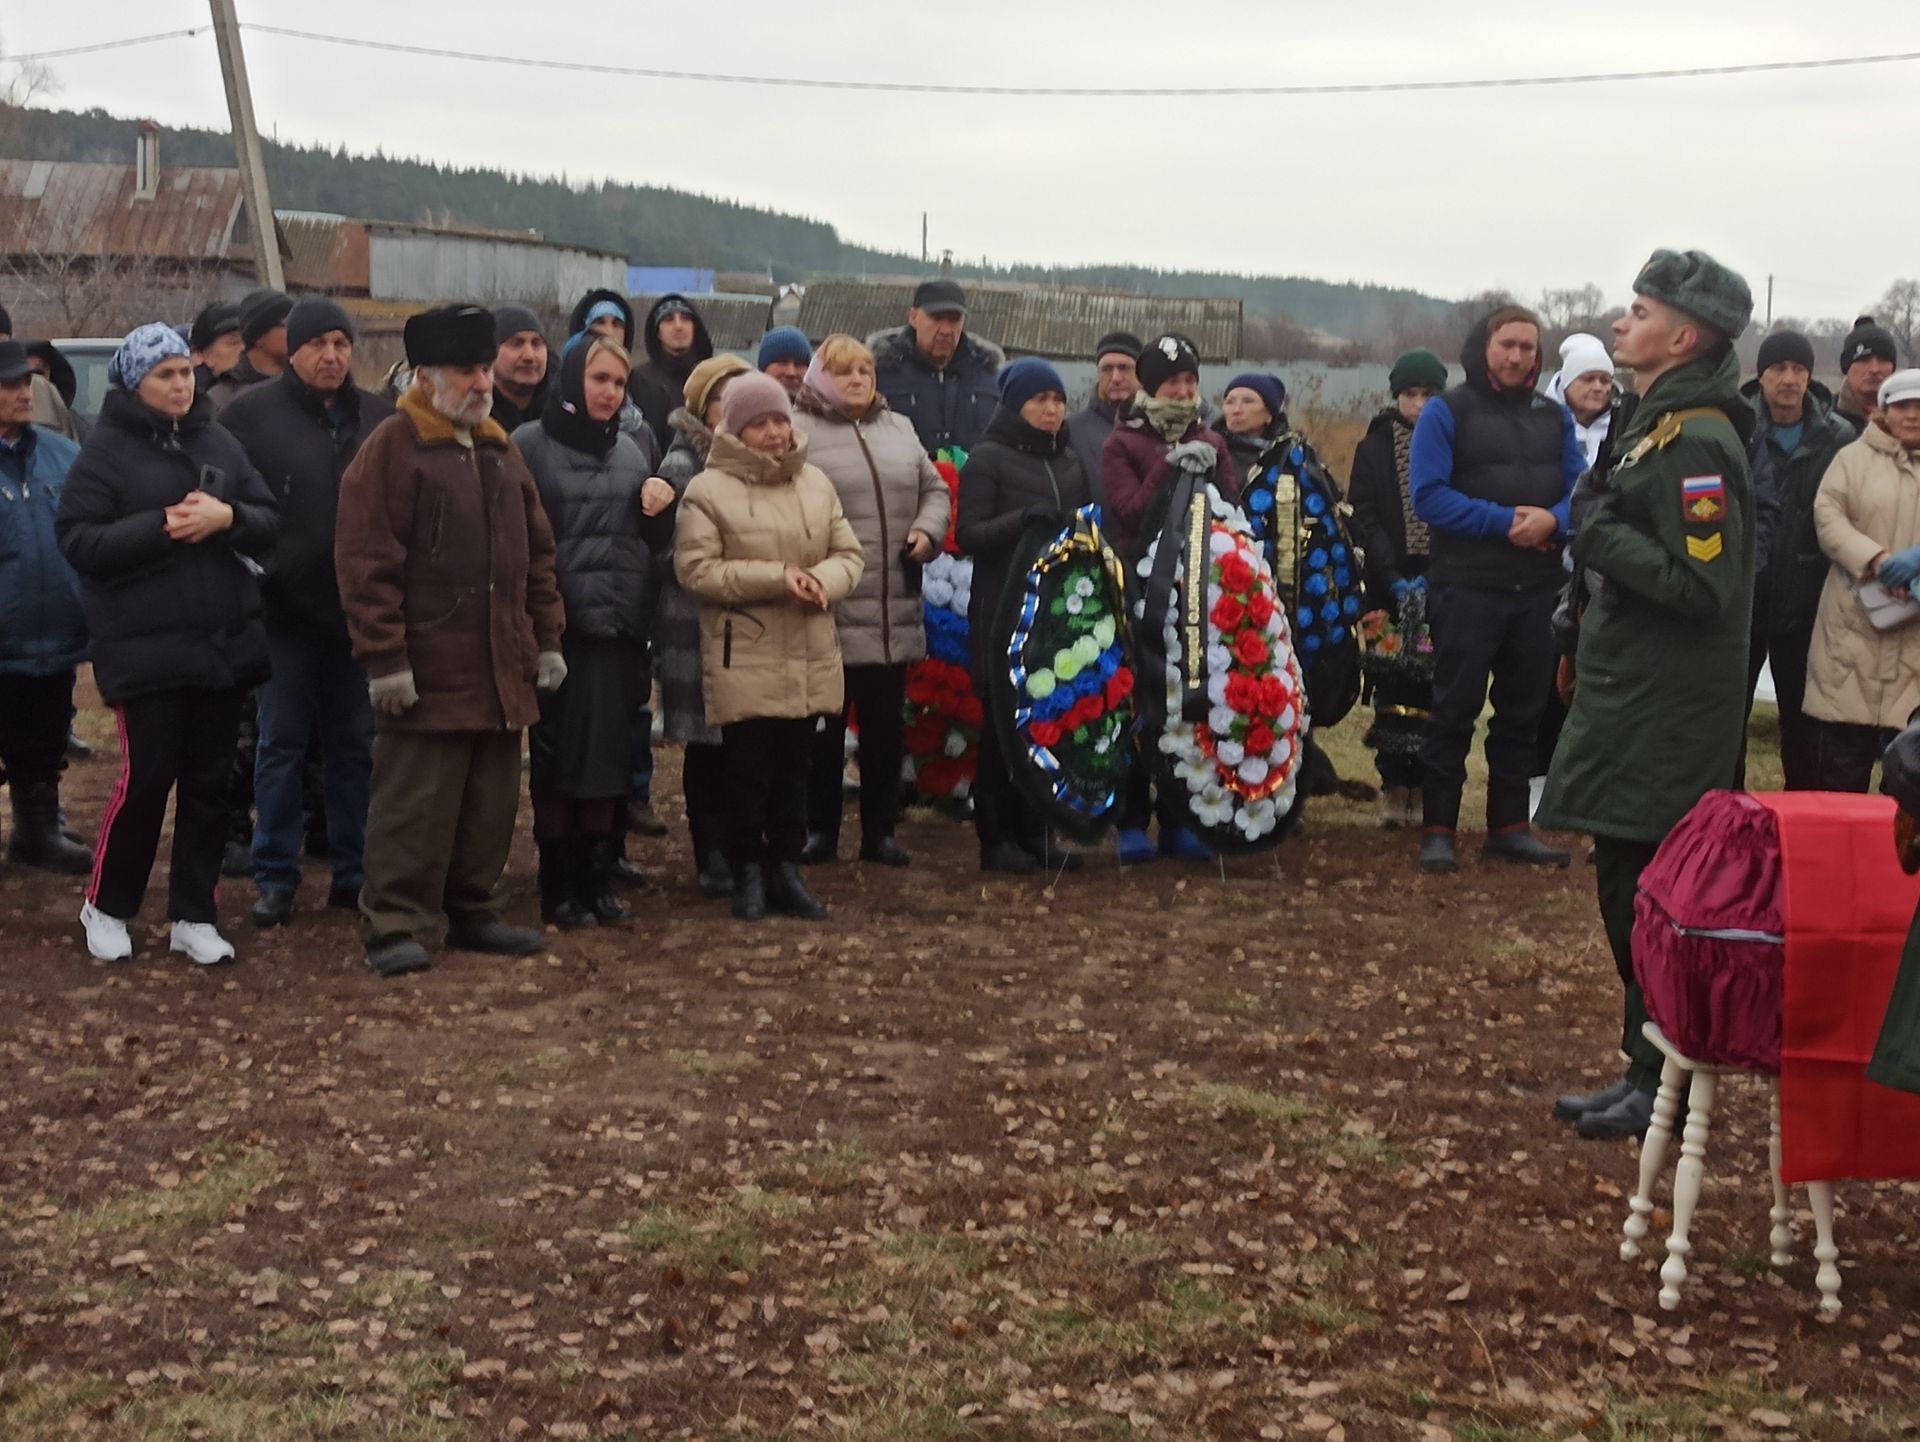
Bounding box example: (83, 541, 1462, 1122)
(795, 279, 1242, 362)
(0, 157, 279, 268)
(280, 213, 627, 306)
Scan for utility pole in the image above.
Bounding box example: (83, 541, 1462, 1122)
(1765, 274, 1774, 330)
(921, 211, 928, 266)
(208, 0, 284, 291)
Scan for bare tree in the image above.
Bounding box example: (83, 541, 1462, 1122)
(1538, 284, 1606, 332)
(1876, 279, 1920, 365)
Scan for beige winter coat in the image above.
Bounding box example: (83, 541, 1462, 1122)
(1806, 422, 1920, 729)
(674, 430, 865, 728)
(793, 388, 950, 669)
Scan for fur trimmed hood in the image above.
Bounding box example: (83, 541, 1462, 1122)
(865, 325, 1005, 375)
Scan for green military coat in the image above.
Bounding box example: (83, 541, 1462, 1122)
(1536, 349, 1755, 844)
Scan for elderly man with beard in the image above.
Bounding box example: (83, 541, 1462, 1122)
(335, 306, 566, 977)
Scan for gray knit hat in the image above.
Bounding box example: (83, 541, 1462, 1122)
(1633, 249, 1753, 340)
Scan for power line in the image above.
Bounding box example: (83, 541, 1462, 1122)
(2, 28, 205, 63)
(9, 23, 1920, 97)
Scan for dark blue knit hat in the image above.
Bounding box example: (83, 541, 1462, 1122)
(1224, 372, 1286, 423)
(757, 325, 813, 370)
(997, 357, 1066, 413)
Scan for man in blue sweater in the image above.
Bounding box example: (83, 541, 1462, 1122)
(1410, 305, 1586, 873)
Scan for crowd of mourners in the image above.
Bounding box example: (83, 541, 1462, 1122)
(4, 249, 1919, 1138)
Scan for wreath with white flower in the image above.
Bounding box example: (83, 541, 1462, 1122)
(1134, 482, 1308, 849)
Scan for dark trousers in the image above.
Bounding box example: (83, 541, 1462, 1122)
(682, 740, 726, 861)
(1535, 678, 1567, 778)
(971, 720, 1037, 851)
(1811, 719, 1897, 794)
(90, 685, 247, 924)
(1376, 751, 1423, 789)
(1592, 835, 1667, 1096)
(1742, 626, 1819, 790)
(1419, 582, 1557, 831)
(252, 626, 374, 892)
(629, 703, 655, 804)
(0, 669, 76, 793)
(724, 717, 812, 866)
(358, 728, 522, 944)
(227, 689, 258, 847)
(807, 663, 906, 844)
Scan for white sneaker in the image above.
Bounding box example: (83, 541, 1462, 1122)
(169, 920, 236, 966)
(80, 902, 134, 962)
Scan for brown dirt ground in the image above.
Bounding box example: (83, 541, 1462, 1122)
(3, 683, 1918, 1442)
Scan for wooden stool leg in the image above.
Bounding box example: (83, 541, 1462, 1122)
(1623, 1057, 1684, 1261)
(1768, 1079, 1794, 1267)
(1659, 1070, 1716, 1310)
(1806, 1180, 1842, 1318)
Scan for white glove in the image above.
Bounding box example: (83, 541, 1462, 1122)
(368, 669, 419, 717)
(535, 650, 568, 693)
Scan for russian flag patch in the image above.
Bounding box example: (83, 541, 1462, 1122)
(1681, 474, 1726, 524)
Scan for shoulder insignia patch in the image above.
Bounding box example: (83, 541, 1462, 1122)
(1686, 532, 1724, 563)
(1682, 475, 1726, 524)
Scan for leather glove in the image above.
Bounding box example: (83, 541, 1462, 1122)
(535, 650, 568, 693)
(368, 669, 419, 717)
(1878, 545, 1920, 590)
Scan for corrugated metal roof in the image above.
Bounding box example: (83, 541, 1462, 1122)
(0, 158, 249, 262)
(635, 293, 773, 353)
(796, 279, 1243, 362)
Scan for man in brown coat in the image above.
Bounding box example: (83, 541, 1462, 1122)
(335, 305, 567, 976)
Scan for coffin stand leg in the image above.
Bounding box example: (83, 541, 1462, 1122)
(1623, 1057, 1684, 1262)
(1659, 1070, 1716, 1311)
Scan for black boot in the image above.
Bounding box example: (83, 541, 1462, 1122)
(1552, 1077, 1636, 1123)
(538, 839, 596, 930)
(583, 833, 631, 925)
(688, 811, 732, 897)
(7, 782, 93, 874)
(768, 861, 829, 921)
(1482, 826, 1571, 868)
(1418, 829, 1457, 874)
(732, 860, 768, 922)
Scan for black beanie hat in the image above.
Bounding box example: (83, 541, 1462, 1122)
(493, 304, 545, 346)
(1756, 330, 1816, 377)
(1093, 330, 1142, 362)
(1841, 315, 1897, 372)
(240, 290, 293, 347)
(189, 302, 242, 352)
(1135, 334, 1200, 397)
(285, 297, 354, 353)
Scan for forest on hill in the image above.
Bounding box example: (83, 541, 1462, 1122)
(0, 104, 1454, 342)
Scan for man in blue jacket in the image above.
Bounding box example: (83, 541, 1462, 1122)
(1410, 306, 1586, 873)
(0, 339, 93, 874)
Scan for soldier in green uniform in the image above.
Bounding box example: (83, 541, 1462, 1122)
(1537, 249, 1757, 1141)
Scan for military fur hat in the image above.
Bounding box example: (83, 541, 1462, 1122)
(1632, 249, 1753, 341)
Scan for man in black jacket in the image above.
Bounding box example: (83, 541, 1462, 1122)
(872, 279, 1004, 457)
(1409, 306, 1586, 873)
(628, 294, 713, 455)
(1066, 331, 1140, 503)
(1739, 330, 1858, 789)
(489, 304, 550, 432)
(220, 298, 395, 925)
(205, 289, 292, 414)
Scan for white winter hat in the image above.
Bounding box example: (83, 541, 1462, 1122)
(1879, 369, 1920, 408)
(1553, 332, 1615, 388)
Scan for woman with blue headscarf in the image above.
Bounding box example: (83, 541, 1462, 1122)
(56, 322, 278, 966)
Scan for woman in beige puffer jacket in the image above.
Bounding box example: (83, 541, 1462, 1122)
(675, 374, 863, 922)
(792, 333, 951, 866)
(1805, 378, 1920, 791)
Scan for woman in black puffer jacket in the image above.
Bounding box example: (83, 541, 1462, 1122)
(56, 323, 278, 966)
(955, 359, 1093, 875)
(513, 332, 674, 928)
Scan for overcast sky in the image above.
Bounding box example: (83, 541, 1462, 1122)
(6, 1, 1915, 317)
